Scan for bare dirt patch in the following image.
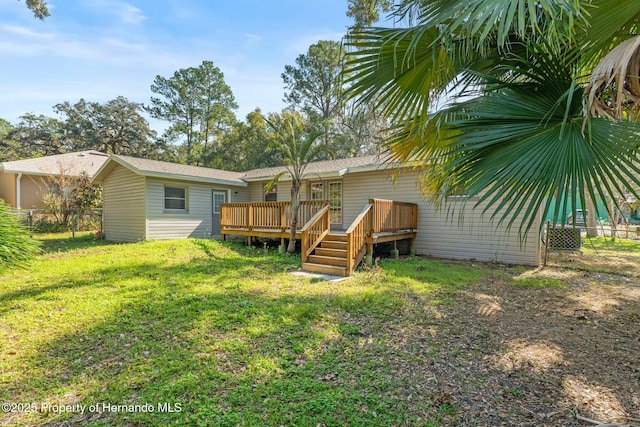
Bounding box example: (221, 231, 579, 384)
(439, 267, 639, 426)
(350, 256, 640, 426)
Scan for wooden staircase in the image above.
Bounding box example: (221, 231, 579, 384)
(302, 233, 350, 276)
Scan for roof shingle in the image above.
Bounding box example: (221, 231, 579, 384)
(241, 154, 390, 180)
(0, 151, 109, 177)
(104, 155, 246, 184)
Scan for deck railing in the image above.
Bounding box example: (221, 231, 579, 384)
(370, 198, 418, 233)
(221, 200, 329, 232)
(345, 203, 373, 275)
(221, 198, 418, 275)
(300, 204, 331, 262)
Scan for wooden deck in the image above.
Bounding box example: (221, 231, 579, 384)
(220, 198, 418, 276)
(220, 200, 328, 241)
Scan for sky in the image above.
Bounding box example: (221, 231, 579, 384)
(0, 0, 355, 133)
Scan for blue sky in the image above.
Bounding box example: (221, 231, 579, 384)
(0, 0, 354, 132)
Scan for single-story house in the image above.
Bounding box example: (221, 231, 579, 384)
(91, 155, 249, 242)
(92, 154, 541, 273)
(0, 150, 108, 209)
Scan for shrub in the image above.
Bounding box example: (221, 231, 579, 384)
(0, 200, 40, 268)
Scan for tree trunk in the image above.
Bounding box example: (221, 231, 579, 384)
(288, 181, 301, 253)
(585, 187, 598, 237)
(608, 197, 618, 239)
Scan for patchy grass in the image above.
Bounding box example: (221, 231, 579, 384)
(546, 236, 640, 277)
(0, 236, 482, 426)
(511, 276, 567, 288)
(1, 235, 638, 426)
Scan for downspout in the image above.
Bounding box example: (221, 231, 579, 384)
(16, 172, 22, 209)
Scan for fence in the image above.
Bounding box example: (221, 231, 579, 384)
(10, 209, 103, 238)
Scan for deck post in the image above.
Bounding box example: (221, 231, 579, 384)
(391, 240, 399, 259)
(365, 242, 373, 267)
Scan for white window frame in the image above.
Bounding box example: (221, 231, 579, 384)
(265, 184, 277, 202)
(310, 182, 324, 200)
(164, 186, 188, 211)
(328, 181, 342, 224)
(212, 190, 226, 214)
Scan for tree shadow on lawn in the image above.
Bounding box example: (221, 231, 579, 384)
(547, 237, 640, 277)
(0, 239, 290, 314)
(35, 233, 116, 255)
(3, 247, 444, 426)
(3, 249, 638, 426)
(399, 264, 640, 426)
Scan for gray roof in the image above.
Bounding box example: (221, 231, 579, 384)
(92, 153, 399, 186)
(0, 151, 109, 177)
(93, 155, 247, 186)
(241, 154, 391, 181)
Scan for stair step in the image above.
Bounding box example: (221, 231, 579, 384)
(325, 233, 348, 242)
(308, 255, 348, 267)
(321, 240, 347, 250)
(315, 247, 347, 257)
(302, 262, 348, 277)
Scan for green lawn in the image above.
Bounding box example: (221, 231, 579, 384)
(0, 235, 484, 426)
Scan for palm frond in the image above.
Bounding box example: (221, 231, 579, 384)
(398, 0, 590, 53)
(438, 47, 640, 236)
(344, 25, 456, 124)
(580, 0, 640, 67)
(587, 35, 640, 121)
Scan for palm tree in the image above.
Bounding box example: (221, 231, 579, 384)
(263, 111, 324, 253)
(344, 0, 640, 236)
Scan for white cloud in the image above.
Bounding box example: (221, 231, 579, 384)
(243, 32, 263, 49)
(84, 0, 146, 25)
(244, 33, 262, 42)
(116, 3, 146, 25)
(0, 23, 202, 69)
(0, 2, 350, 131)
(0, 24, 54, 39)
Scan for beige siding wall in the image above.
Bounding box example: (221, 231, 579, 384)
(21, 175, 47, 209)
(249, 180, 298, 202)
(250, 181, 267, 201)
(232, 187, 251, 203)
(0, 173, 16, 207)
(276, 181, 293, 201)
(103, 165, 146, 242)
(0, 173, 48, 209)
(146, 179, 248, 239)
(343, 169, 541, 266)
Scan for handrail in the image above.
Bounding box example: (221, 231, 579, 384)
(345, 203, 373, 274)
(345, 203, 373, 234)
(300, 204, 331, 262)
(369, 198, 418, 233)
(220, 200, 328, 232)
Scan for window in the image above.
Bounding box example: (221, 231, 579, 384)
(164, 186, 187, 210)
(329, 181, 342, 224)
(213, 191, 226, 214)
(265, 185, 277, 202)
(310, 182, 323, 200)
